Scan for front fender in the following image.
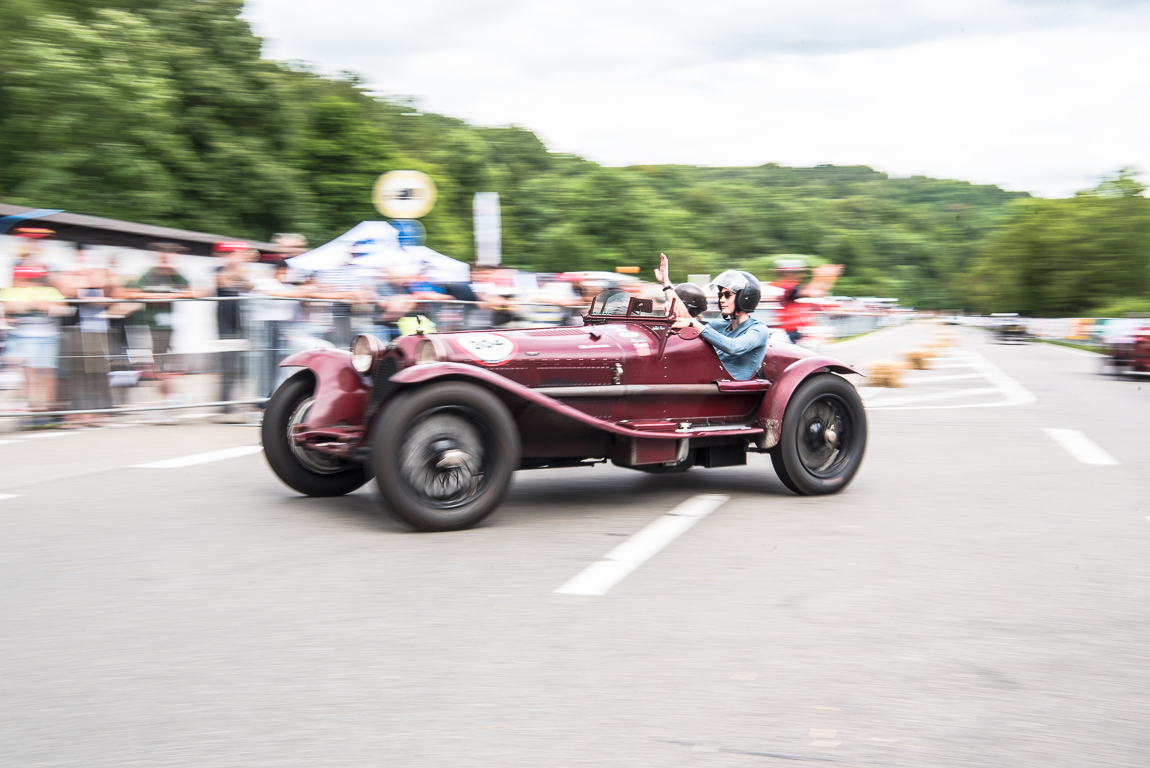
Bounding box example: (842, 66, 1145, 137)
(279, 349, 369, 428)
(756, 356, 862, 449)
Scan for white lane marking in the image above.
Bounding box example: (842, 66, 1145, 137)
(134, 445, 263, 469)
(929, 361, 976, 369)
(0, 494, 20, 501)
(905, 372, 985, 384)
(1043, 429, 1118, 465)
(964, 349, 1037, 406)
(866, 387, 1000, 408)
(555, 494, 729, 596)
(824, 325, 900, 348)
(869, 349, 1035, 411)
(0, 440, 18, 446)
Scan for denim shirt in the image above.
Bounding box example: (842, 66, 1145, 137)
(699, 316, 770, 380)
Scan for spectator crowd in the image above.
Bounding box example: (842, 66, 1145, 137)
(0, 232, 612, 429)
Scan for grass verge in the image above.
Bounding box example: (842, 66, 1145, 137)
(1038, 338, 1104, 354)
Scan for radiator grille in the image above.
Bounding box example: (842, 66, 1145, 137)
(367, 356, 401, 417)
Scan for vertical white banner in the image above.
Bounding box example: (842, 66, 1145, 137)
(473, 192, 501, 267)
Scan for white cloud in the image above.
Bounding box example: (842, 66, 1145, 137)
(244, 0, 1150, 196)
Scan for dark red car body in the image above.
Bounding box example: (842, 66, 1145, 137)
(263, 291, 867, 530)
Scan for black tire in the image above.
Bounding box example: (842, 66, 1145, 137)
(261, 371, 369, 497)
(374, 382, 520, 531)
(772, 374, 867, 496)
(769, 449, 802, 494)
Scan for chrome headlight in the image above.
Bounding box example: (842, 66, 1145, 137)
(351, 334, 384, 374)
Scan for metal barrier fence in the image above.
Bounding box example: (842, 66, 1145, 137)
(953, 315, 1148, 346)
(0, 295, 573, 421)
(1, 295, 892, 422)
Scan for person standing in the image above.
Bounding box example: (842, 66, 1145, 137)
(124, 244, 199, 407)
(250, 261, 301, 399)
(1, 261, 68, 426)
(212, 242, 255, 422)
(771, 258, 842, 344)
(55, 247, 114, 426)
(314, 246, 377, 348)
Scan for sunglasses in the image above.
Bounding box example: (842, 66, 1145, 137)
(717, 289, 735, 300)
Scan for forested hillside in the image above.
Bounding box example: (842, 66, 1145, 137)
(3, 0, 1148, 314)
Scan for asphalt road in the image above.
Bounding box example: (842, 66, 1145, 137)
(2, 323, 1149, 767)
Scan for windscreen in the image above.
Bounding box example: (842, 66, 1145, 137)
(590, 289, 633, 316)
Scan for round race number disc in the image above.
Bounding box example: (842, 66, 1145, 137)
(373, 170, 437, 219)
(454, 334, 517, 365)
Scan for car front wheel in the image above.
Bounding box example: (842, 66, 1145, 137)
(374, 382, 520, 531)
(771, 374, 867, 496)
(262, 371, 370, 497)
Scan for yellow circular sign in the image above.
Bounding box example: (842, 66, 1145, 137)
(373, 170, 437, 219)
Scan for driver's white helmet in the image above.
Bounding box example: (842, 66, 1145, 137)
(709, 269, 750, 294)
(710, 269, 761, 313)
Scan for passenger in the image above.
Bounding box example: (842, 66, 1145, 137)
(655, 254, 769, 381)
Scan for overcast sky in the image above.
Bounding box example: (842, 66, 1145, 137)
(243, 0, 1150, 197)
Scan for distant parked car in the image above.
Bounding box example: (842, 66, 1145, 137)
(991, 313, 1029, 343)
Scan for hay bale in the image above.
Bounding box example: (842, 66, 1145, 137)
(868, 361, 904, 387)
(904, 349, 931, 370)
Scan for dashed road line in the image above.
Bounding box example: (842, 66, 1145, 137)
(1043, 429, 1118, 465)
(134, 445, 263, 469)
(866, 349, 1035, 411)
(555, 494, 729, 596)
(0, 494, 20, 501)
(865, 387, 1000, 408)
(0, 440, 18, 446)
(905, 372, 984, 384)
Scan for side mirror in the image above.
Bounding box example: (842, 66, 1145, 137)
(631, 297, 653, 314)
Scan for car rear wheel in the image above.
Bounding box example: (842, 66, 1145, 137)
(771, 374, 867, 496)
(374, 382, 520, 531)
(262, 371, 369, 497)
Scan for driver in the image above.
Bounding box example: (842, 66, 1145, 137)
(655, 255, 770, 381)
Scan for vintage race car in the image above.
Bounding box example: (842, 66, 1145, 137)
(991, 313, 1029, 344)
(261, 288, 868, 531)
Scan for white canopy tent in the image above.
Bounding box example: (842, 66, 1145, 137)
(287, 221, 470, 283)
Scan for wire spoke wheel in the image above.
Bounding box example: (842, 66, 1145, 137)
(261, 371, 368, 497)
(375, 382, 520, 531)
(398, 410, 488, 509)
(288, 397, 349, 475)
(796, 395, 853, 477)
(772, 374, 867, 496)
